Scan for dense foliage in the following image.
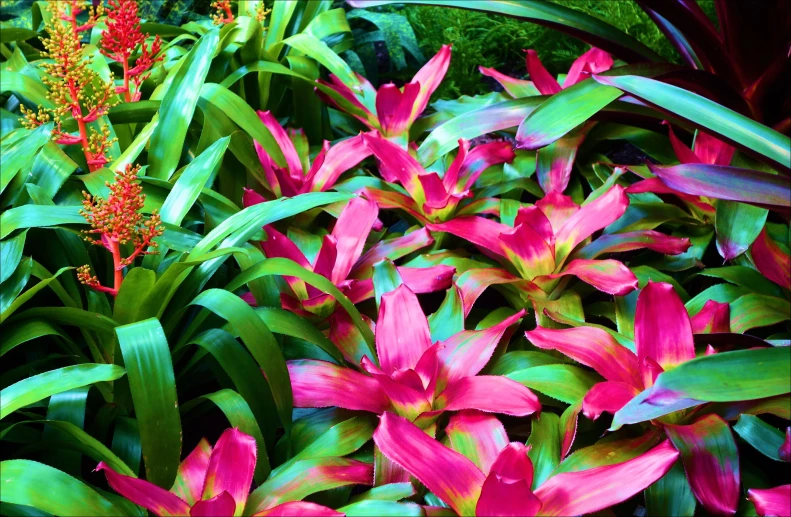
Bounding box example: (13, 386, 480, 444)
(1, 1, 790, 516)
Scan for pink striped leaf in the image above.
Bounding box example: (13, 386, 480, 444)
(538, 258, 638, 296)
(526, 326, 641, 386)
(535, 192, 580, 233)
(554, 185, 630, 265)
(200, 428, 257, 516)
(436, 310, 526, 392)
(445, 411, 509, 476)
(373, 412, 485, 517)
(456, 267, 540, 317)
(410, 45, 452, 124)
(376, 285, 433, 374)
(525, 49, 561, 95)
(635, 282, 695, 387)
(514, 206, 555, 249)
(287, 360, 389, 414)
(478, 66, 539, 98)
(351, 227, 434, 278)
(748, 485, 791, 517)
(189, 492, 236, 517)
(476, 443, 542, 517)
(665, 415, 740, 516)
(171, 438, 211, 506)
(257, 111, 304, 178)
(559, 401, 582, 458)
(306, 134, 371, 193)
(435, 376, 541, 417)
(252, 501, 342, 516)
(576, 230, 692, 259)
(376, 82, 420, 137)
(752, 228, 791, 290)
(361, 357, 431, 421)
(533, 440, 679, 516)
(427, 217, 510, 259)
(362, 133, 426, 202)
(96, 462, 191, 517)
(690, 300, 731, 334)
(329, 197, 379, 284)
(498, 223, 556, 280)
(457, 141, 516, 191)
(564, 47, 613, 86)
(582, 381, 641, 421)
(535, 123, 592, 194)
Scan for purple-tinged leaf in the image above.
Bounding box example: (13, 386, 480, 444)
(636, 282, 695, 387)
(559, 401, 581, 458)
(171, 439, 211, 506)
(648, 162, 791, 210)
(476, 443, 542, 517)
(307, 135, 372, 193)
(526, 326, 641, 386)
(436, 376, 541, 417)
(748, 485, 791, 517)
(96, 462, 191, 517)
(373, 412, 485, 516)
(582, 381, 641, 420)
(533, 440, 679, 516)
(536, 122, 593, 194)
(190, 492, 236, 517)
(540, 258, 638, 296)
(287, 360, 389, 413)
(665, 415, 740, 516)
(376, 285, 432, 374)
(576, 230, 692, 259)
(715, 201, 768, 261)
(200, 428, 257, 516)
(752, 229, 791, 290)
(782, 428, 791, 462)
(445, 410, 509, 475)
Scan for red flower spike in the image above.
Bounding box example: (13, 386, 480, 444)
(101, 0, 163, 103)
(211, 0, 234, 25)
(78, 164, 164, 296)
(21, 0, 116, 172)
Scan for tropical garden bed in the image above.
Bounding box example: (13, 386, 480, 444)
(0, 0, 790, 516)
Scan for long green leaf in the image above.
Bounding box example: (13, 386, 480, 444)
(116, 319, 181, 489)
(0, 364, 125, 420)
(593, 74, 791, 168)
(0, 460, 122, 516)
(0, 205, 83, 239)
(733, 414, 786, 461)
(148, 30, 219, 180)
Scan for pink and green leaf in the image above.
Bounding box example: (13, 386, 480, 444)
(751, 228, 791, 290)
(373, 412, 485, 517)
(748, 485, 791, 517)
(287, 360, 389, 414)
(376, 285, 433, 374)
(476, 443, 542, 517)
(171, 439, 211, 506)
(445, 410, 509, 475)
(200, 428, 257, 516)
(576, 230, 692, 259)
(96, 462, 191, 517)
(538, 259, 638, 296)
(665, 415, 740, 516)
(582, 381, 641, 420)
(190, 492, 236, 517)
(435, 376, 541, 417)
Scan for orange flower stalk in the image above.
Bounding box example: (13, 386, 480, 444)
(101, 0, 163, 103)
(211, 0, 234, 25)
(21, 0, 116, 171)
(77, 164, 164, 296)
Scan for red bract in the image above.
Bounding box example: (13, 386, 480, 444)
(316, 45, 451, 146)
(248, 111, 371, 198)
(77, 164, 163, 296)
(362, 132, 515, 224)
(374, 411, 679, 517)
(428, 188, 689, 316)
(97, 428, 367, 516)
(101, 0, 163, 103)
(242, 196, 452, 318)
(288, 284, 539, 422)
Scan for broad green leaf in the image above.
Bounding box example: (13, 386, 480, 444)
(0, 256, 31, 316)
(189, 289, 291, 434)
(553, 432, 658, 475)
(338, 501, 424, 517)
(0, 230, 27, 283)
(111, 416, 141, 477)
(516, 80, 621, 149)
(715, 201, 768, 260)
(0, 205, 83, 239)
(0, 460, 122, 516)
(182, 389, 269, 483)
(696, 266, 784, 298)
(730, 294, 791, 333)
(527, 412, 560, 489)
(0, 364, 125, 419)
(0, 420, 134, 476)
(506, 364, 599, 404)
(0, 123, 51, 194)
(372, 259, 402, 309)
(733, 414, 786, 461)
(1, 266, 73, 324)
(593, 75, 791, 168)
(645, 460, 696, 517)
(148, 30, 219, 180)
(256, 307, 343, 364)
(283, 33, 357, 87)
(116, 319, 181, 489)
(612, 347, 791, 427)
(428, 286, 464, 342)
(0, 72, 53, 108)
(226, 257, 376, 358)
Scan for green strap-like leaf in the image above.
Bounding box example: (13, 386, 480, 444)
(526, 412, 560, 489)
(116, 319, 181, 489)
(733, 414, 786, 461)
(0, 364, 125, 420)
(0, 460, 123, 516)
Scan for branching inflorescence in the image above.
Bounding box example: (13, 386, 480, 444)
(20, 0, 117, 171)
(77, 165, 164, 296)
(100, 0, 163, 103)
